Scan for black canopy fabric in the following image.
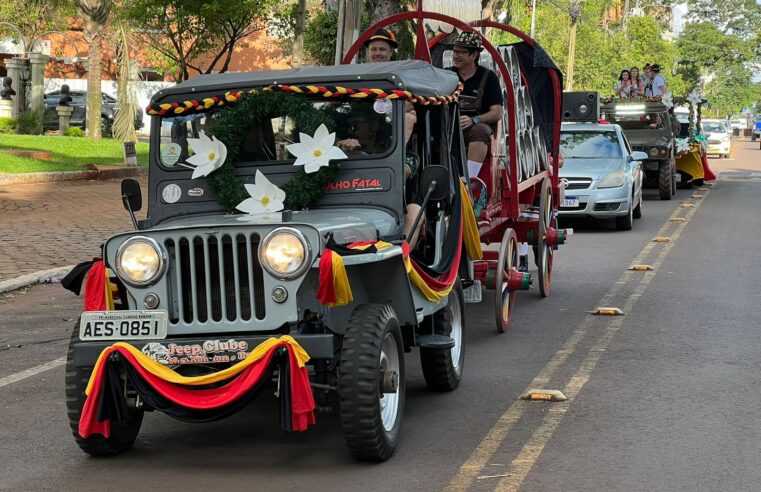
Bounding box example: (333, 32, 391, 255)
(151, 60, 461, 105)
(508, 41, 563, 152)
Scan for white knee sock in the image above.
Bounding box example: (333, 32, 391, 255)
(467, 160, 482, 179)
(519, 242, 529, 256)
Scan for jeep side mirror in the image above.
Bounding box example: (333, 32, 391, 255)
(630, 151, 648, 162)
(419, 165, 449, 202)
(121, 179, 142, 229)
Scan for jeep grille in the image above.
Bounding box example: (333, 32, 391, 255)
(164, 233, 266, 325)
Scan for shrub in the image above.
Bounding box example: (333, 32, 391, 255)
(64, 126, 85, 137)
(0, 117, 17, 134)
(16, 110, 43, 135)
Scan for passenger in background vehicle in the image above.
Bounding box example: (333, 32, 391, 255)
(364, 28, 398, 63)
(629, 67, 645, 98)
(446, 31, 504, 180)
(615, 70, 633, 101)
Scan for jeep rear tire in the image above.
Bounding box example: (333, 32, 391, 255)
(658, 160, 673, 200)
(65, 322, 144, 456)
(420, 283, 465, 392)
(339, 304, 405, 461)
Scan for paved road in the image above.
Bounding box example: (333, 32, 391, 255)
(0, 139, 759, 491)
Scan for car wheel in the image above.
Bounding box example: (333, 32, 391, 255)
(633, 188, 643, 219)
(65, 322, 144, 456)
(616, 197, 634, 231)
(339, 304, 405, 462)
(420, 283, 465, 391)
(658, 161, 673, 200)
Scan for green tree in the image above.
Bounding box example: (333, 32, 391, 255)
(75, 0, 112, 140)
(0, 0, 74, 54)
(120, 0, 277, 81)
(687, 0, 761, 38)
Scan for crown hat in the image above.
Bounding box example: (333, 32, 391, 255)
(364, 28, 399, 49)
(453, 31, 483, 52)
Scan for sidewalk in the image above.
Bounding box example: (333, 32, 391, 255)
(0, 176, 147, 293)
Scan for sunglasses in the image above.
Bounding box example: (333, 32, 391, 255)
(452, 49, 474, 56)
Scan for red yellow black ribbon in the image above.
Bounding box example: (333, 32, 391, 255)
(79, 336, 314, 438)
(146, 84, 464, 116)
(83, 261, 115, 311)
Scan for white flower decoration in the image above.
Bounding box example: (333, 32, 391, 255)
(236, 170, 286, 214)
(686, 90, 702, 106)
(186, 131, 227, 179)
(286, 124, 347, 174)
(675, 138, 691, 155)
(661, 92, 673, 109)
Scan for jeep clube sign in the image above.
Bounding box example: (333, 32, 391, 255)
(65, 3, 568, 462)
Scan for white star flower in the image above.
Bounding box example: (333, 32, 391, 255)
(286, 124, 347, 174)
(186, 130, 227, 179)
(675, 138, 691, 155)
(236, 170, 286, 214)
(686, 90, 702, 106)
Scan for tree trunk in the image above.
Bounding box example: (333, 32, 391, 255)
(85, 30, 103, 140)
(292, 0, 307, 67)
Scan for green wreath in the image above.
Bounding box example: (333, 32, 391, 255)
(206, 90, 338, 213)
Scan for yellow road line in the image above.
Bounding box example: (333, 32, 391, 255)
(444, 192, 706, 492)
(494, 197, 705, 492)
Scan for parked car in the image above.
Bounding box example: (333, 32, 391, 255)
(702, 119, 731, 158)
(559, 122, 647, 230)
(43, 89, 144, 135)
(753, 115, 761, 141)
(727, 119, 746, 131)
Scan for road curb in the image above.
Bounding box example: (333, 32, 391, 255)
(0, 265, 76, 295)
(0, 165, 146, 185)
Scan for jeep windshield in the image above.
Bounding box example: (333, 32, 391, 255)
(560, 131, 622, 159)
(157, 100, 396, 169)
(604, 111, 669, 131)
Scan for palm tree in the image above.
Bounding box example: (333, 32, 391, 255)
(75, 0, 111, 140)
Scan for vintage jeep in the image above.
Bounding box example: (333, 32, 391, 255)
(65, 61, 473, 462)
(601, 101, 677, 200)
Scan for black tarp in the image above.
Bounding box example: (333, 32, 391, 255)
(509, 41, 563, 152)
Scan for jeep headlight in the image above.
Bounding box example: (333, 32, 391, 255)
(260, 228, 310, 279)
(116, 237, 165, 286)
(649, 147, 659, 157)
(598, 171, 626, 189)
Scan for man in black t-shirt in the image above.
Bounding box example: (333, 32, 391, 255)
(447, 31, 504, 179)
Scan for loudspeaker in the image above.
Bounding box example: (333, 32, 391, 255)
(562, 92, 599, 122)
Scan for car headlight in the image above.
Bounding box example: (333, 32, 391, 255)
(598, 171, 627, 189)
(115, 236, 165, 286)
(259, 228, 310, 279)
(649, 147, 659, 157)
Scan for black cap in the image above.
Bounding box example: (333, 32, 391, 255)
(364, 28, 398, 49)
(651, 64, 661, 72)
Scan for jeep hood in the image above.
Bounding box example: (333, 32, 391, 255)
(561, 158, 623, 177)
(147, 207, 398, 245)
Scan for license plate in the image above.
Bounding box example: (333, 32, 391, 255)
(79, 311, 168, 341)
(463, 281, 482, 304)
(561, 197, 579, 208)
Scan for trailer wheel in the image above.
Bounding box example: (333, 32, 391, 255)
(658, 160, 674, 200)
(537, 178, 554, 297)
(65, 321, 144, 456)
(421, 283, 465, 391)
(494, 228, 518, 333)
(339, 304, 405, 461)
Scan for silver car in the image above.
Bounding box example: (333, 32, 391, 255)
(559, 123, 647, 230)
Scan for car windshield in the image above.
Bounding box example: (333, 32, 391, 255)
(702, 122, 726, 133)
(603, 110, 668, 130)
(560, 131, 622, 159)
(158, 99, 395, 168)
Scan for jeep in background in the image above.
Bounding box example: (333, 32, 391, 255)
(601, 102, 677, 200)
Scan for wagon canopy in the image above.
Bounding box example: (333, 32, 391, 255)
(151, 60, 462, 105)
